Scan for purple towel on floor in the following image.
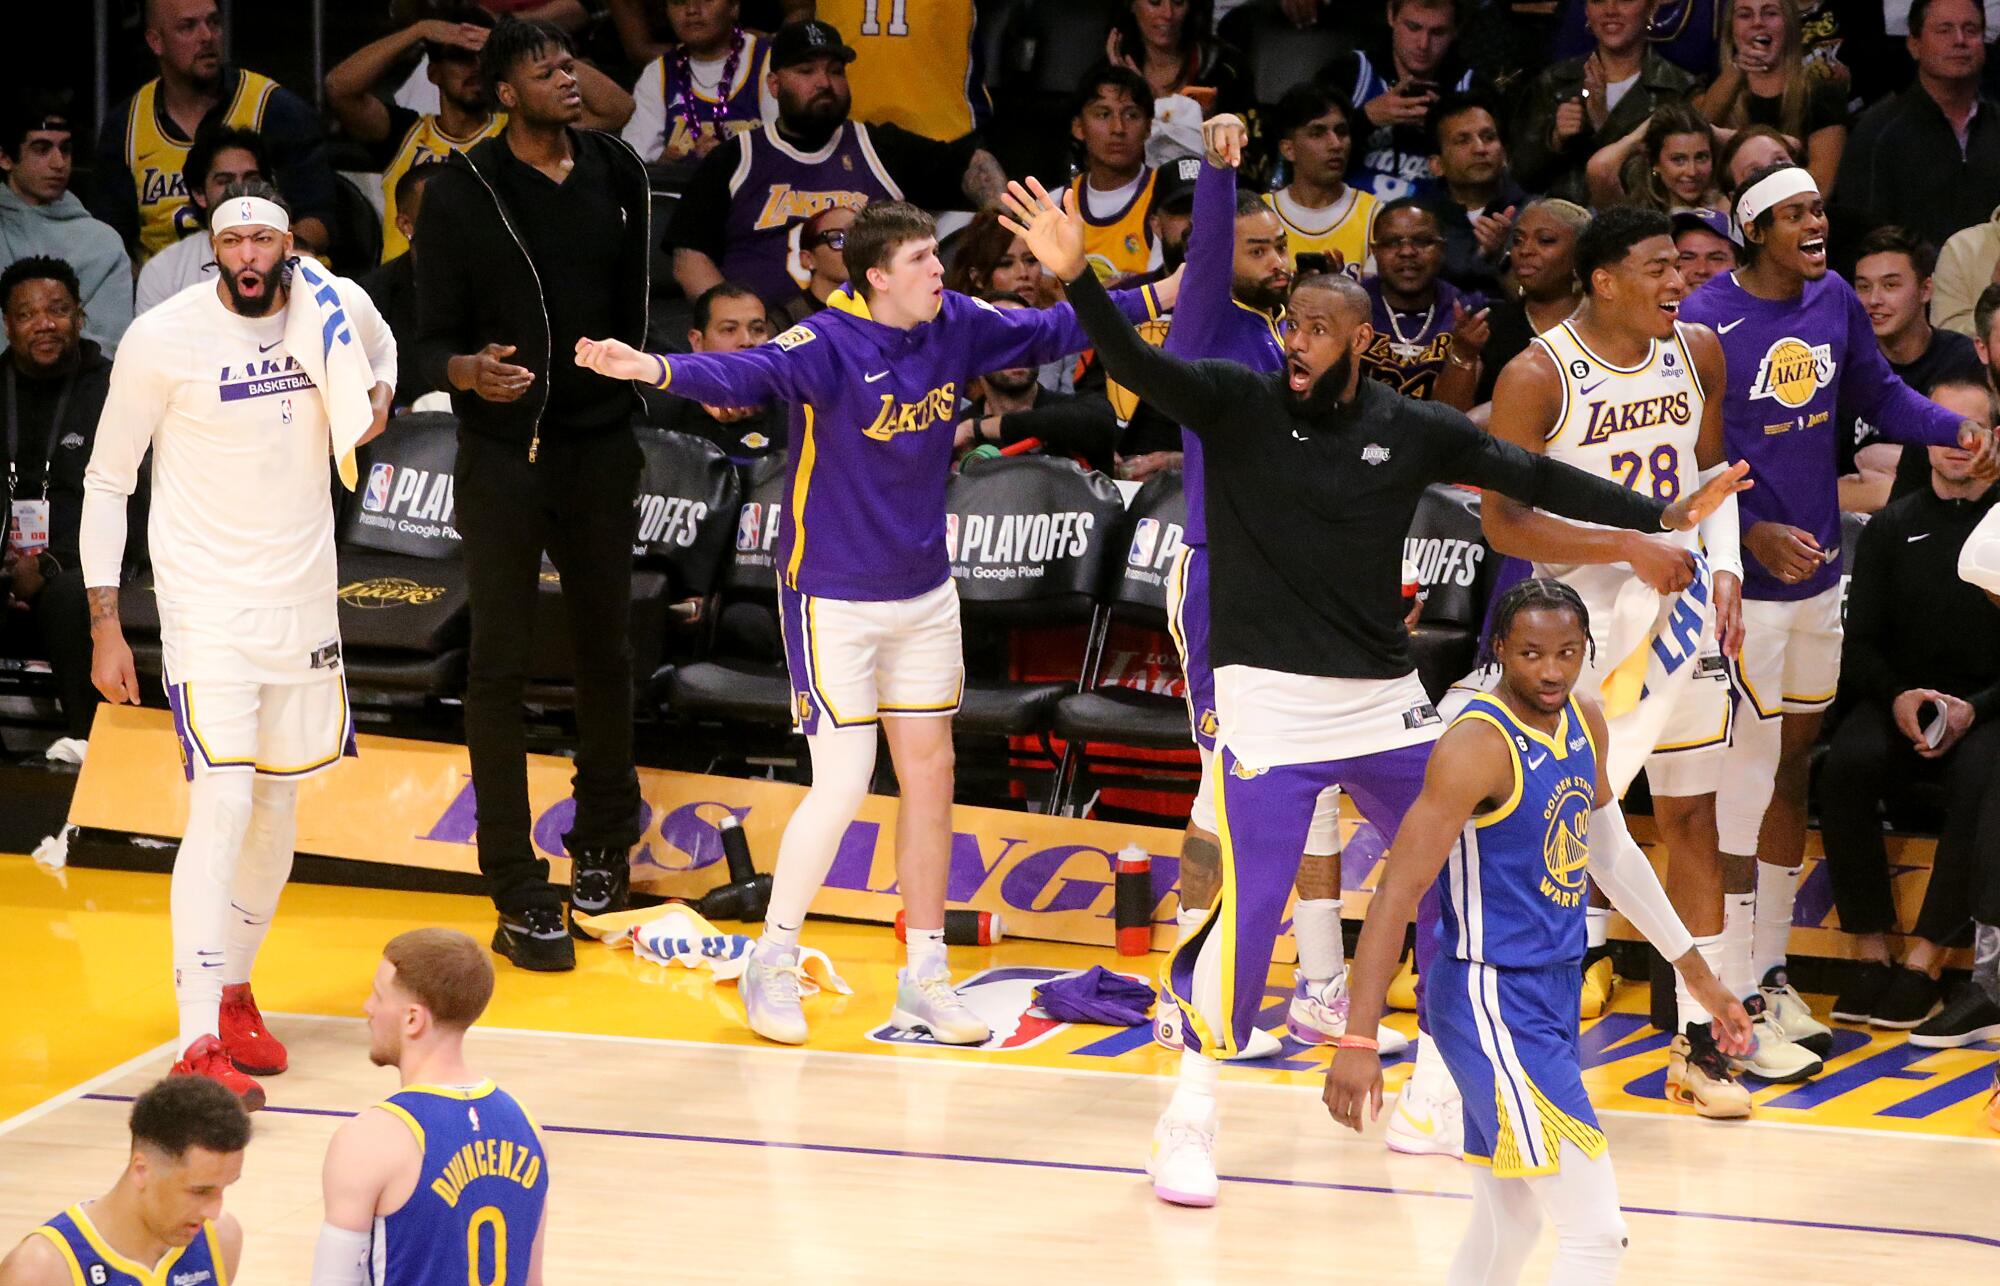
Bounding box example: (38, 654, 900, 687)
(1034, 966, 1155, 1026)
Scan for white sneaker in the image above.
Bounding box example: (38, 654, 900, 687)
(1385, 1082, 1464, 1157)
(1217, 1026, 1283, 1061)
(1758, 967, 1834, 1057)
(1147, 1102, 1219, 1207)
(1284, 972, 1410, 1056)
(741, 947, 809, 1045)
(890, 969, 992, 1045)
(1728, 997, 1823, 1083)
(42, 738, 86, 765)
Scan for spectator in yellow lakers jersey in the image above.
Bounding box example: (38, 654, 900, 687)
(1068, 66, 1197, 284)
(87, 0, 335, 262)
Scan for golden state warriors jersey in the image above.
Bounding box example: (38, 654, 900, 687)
(371, 1081, 546, 1286)
(1073, 169, 1163, 283)
(33, 1204, 228, 1286)
(1435, 693, 1599, 967)
(379, 111, 506, 262)
(818, 0, 978, 140)
(1266, 186, 1377, 277)
(126, 71, 280, 262)
(1532, 318, 1705, 532)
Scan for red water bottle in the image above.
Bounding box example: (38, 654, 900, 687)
(1115, 844, 1152, 955)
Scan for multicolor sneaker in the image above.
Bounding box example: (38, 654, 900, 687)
(890, 969, 992, 1045)
(742, 946, 810, 1045)
(1286, 973, 1410, 1056)
(1728, 995, 1823, 1082)
(1758, 966, 1833, 1056)
(218, 983, 286, 1075)
(1153, 995, 1184, 1050)
(1668, 1026, 1752, 1119)
(1148, 1102, 1219, 1207)
(170, 1035, 265, 1112)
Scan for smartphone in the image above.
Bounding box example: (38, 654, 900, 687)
(1404, 79, 1439, 98)
(1295, 252, 1336, 277)
(1919, 699, 1948, 750)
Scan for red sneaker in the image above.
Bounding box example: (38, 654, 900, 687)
(219, 983, 287, 1075)
(170, 1035, 266, 1112)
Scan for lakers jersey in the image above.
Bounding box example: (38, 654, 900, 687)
(1532, 318, 1705, 527)
(124, 71, 280, 262)
(1073, 169, 1164, 283)
(722, 123, 902, 302)
(818, 0, 978, 140)
(32, 1204, 229, 1286)
(371, 1081, 547, 1286)
(1266, 186, 1377, 277)
(379, 111, 506, 262)
(1435, 693, 1599, 968)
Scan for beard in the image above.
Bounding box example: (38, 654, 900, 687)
(985, 368, 1037, 396)
(779, 89, 849, 144)
(1160, 233, 1190, 272)
(1287, 348, 1356, 414)
(219, 259, 286, 317)
(1236, 275, 1288, 314)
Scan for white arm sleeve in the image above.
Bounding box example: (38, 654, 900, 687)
(311, 1222, 371, 1286)
(1588, 802, 1695, 963)
(79, 333, 166, 589)
(1695, 464, 1742, 584)
(343, 275, 399, 391)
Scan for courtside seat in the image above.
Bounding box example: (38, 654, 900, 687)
(1405, 483, 1492, 701)
(662, 454, 793, 726)
(1048, 682, 1188, 746)
(949, 455, 1126, 739)
(528, 427, 739, 694)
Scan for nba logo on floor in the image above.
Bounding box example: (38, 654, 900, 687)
(363, 463, 394, 513)
(865, 966, 1144, 1052)
(1128, 518, 1160, 567)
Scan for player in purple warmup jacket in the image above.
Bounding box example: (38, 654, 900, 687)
(575, 201, 1172, 1050)
(1678, 162, 2000, 1043)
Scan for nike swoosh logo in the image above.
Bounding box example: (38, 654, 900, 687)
(258, 339, 283, 352)
(1398, 1103, 1435, 1133)
(1579, 380, 1604, 397)
(864, 370, 890, 383)
(1717, 319, 1745, 334)
(1291, 429, 1309, 441)
(1907, 533, 1931, 542)
(1527, 750, 1549, 770)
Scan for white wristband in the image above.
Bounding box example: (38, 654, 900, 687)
(311, 1222, 371, 1286)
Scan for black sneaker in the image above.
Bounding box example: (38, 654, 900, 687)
(1830, 961, 1894, 1023)
(1908, 985, 2000, 1048)
(492, 905, 576, 972)
(568, 846, 631, 938)
(1869, 965, 1942, 1030)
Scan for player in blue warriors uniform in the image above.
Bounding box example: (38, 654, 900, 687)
(313, 930, 548, 1286)
(0, 1076, 248, 1286)
(575, 201, 1172, 1049)
(1326, 579, 1753, 1285)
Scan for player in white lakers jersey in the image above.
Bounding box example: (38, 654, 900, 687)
(80, 180, 396, 1109)
(1471, 205, 1816, 1115)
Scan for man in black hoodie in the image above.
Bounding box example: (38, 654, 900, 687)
(0, 255, 115, 754)
(412, 18, 654, 971)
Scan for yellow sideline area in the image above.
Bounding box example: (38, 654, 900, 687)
(4, 857, 1995, 1138)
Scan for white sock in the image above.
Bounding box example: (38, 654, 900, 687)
(222, 780, 297, 986)
(1753, 862, 1801, 984)
(1722, 891, 1756, 1000)
(1585, 905, 1610, 951)
(1168, 1048, 1219, 1120)
(1677, 932, 1726, 1029)
(172, 771, 254, 1051)
(906, 926, 947, 977)
(1294, 898, 1344, 985)
(758, 920, 801, 956)
(1174, 904, 1206, 945)
(763, 726, 876, 946)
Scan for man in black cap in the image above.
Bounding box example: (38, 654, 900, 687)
(666, 18, 1008, 306)
(1672, 208, 1739, 292)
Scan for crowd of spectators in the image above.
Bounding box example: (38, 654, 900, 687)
(4, 0, 2000, 1006)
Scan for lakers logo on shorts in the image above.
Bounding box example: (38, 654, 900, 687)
(338, 577, 448, 608)
(1539, 782, 1593, 908)
(1229, 758, 1266, 780)
(1748, 337, 1835, 408)
(794, 691, 816, 723)
(1199, 709, 1218, 738)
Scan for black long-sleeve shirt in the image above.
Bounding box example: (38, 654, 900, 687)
(1841, 481, 2000, 722)
(1066, 270, 1669, 679)
(965, 387, 1118, 476)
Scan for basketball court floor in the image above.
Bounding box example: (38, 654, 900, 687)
(4, 858, 1996, 1281)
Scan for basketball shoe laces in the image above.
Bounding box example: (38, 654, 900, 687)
(573, 864, 621, 910)
(910, 970, 969, 1013)
(758, 955, 806, 1007)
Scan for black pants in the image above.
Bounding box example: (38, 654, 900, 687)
(0, 563, 99, 739)
(1820, 698, 2000, 942)
(455, 426, 644, 915)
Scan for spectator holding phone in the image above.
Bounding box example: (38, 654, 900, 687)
(1316, 0, 1479, 201)
(1511, 0, 1698, 206)
(1819, 375, 2000, 1037)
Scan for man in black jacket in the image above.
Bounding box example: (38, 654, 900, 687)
(412, 18, 653, 971)
(954, 294, 1117, 475)
(0, 256, 115, 755)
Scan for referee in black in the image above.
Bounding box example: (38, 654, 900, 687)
(413, 18, 652, 971)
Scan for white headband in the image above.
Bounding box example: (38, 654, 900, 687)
(211, 195, 290, 235)
(1734, 168, 1818, 232)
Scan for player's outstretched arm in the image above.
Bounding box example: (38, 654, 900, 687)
(0, 1233, 71, 1286)
(1573, 697, 1754, 1056)
(1323, 722, 1510, 1134)
(575, 333, 801, 409)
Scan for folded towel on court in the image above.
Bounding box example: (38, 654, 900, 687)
(1033, 966, 1154, 1026)
(574, 903, 852, 994)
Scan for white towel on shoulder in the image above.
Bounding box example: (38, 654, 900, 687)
(286, 254, 397, 490)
